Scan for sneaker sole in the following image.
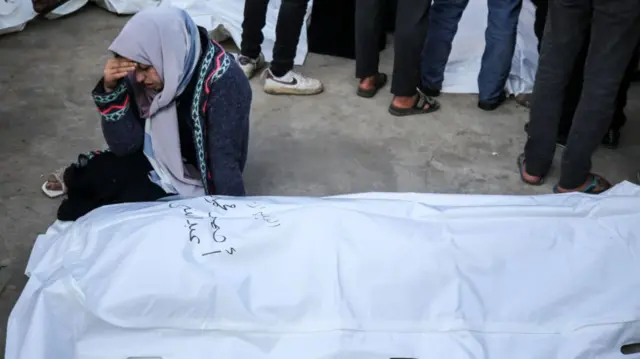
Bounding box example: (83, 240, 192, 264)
(264, 86, 324, 96)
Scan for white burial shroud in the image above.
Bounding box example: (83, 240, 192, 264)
(6, 182, 640, 359)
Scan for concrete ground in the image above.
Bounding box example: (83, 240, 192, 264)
(1, 5, 639, 355)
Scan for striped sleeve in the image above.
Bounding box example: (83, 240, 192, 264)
(92, 78, 144, 156)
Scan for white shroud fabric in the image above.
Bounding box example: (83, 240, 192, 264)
(5, 182, 640, 359)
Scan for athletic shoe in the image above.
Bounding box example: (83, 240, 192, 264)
(263, 69, 324, 96)
(237, 53, 265, 79)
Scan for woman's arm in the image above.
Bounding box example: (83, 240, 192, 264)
(206, 105, 249, 196)
(208, 136, 247, 196)
(204, 66, 252, 196)
(92, 78, 144, 156)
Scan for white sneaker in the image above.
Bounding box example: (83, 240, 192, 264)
(237, 53, 265, 79)
(263, 69, 324, 96)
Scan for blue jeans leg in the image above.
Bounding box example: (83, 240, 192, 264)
(478, 0, 523, 103)
(420, 0, 469, 90)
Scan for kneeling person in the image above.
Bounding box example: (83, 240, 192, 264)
(44, 6, 251, 198)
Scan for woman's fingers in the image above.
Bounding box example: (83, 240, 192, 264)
(117, 61, 137, 72)
(106, 66, 135, 79)
(111, 70, 131, 79)
(112, 65, 136, 73)
(104, 58, 136, 86)
(107, 59, 136, 72)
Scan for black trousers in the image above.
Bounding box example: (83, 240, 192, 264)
(355, 0, 431, 96)
(531, 0, 638, 137)
(525, 0, 640, 189)
(241, 0, 310, 77)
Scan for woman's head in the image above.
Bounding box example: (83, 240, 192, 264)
(108, 6, 201, 111)
(130, 60, 163, 91)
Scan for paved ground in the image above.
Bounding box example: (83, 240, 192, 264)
(1, 5, 639, 355)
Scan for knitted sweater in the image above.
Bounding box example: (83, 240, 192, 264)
(91, 27, 252, 196)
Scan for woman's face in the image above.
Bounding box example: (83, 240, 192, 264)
(134, 62, 163, 91)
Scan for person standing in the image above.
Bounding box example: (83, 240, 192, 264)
(355, 0, 440, 117)
(419, 0, 523, 111)
(237, 0, 323, 96)
(527, 0, 639, 150)
(519, 0, 640, 194)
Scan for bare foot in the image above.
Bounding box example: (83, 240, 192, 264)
(359, 76, 377, 91)
(555, 174, 611, 194)
(45, 173, 63, 191)
(521, 169, 542, 184)
(391, 94, 432, 110)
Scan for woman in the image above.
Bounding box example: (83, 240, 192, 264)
(43, 6, 252, 198)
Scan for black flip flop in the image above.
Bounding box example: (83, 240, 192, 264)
(357, 73, 388, 98)
(517, 154, 546, 186)
(388, 91, 440, 117)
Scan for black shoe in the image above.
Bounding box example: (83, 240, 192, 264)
(601, 128, 620, 149)
(418, 86, 441, 97)
(478, 92, 507, 111)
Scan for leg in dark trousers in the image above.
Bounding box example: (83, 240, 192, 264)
(392, 0, 431, 97)
(531, 0, 547, 52)
(240, 0, 270, 59)
(562, 36, 638, 148)
(611, 41, 640, 131)
(559, 0, 640, 189)
(355, 0, 390, 99)
(527, 0, 585, 146)
(557, 36, 589, 142)
(530, 0, 633, 148)
(598, 42, 638, 147)
(356, 0, 439, 115)
(524, 0, 592, 180)
(241, 0, 310, 77)
(355, 0, 385, 80)
(271, 0, 311, 76)
(531, 0, 584, 144)
(386, 0, 441, 116)
(524, 0, 640, 191)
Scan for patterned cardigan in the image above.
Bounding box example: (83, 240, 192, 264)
(91, 29, 252, 196)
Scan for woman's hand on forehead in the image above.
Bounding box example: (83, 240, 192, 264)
(103, 57, 137, 92)
(118, 58, 152, 71)
(113, 55, 137, 66)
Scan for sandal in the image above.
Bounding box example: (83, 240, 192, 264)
(517, 154, 546, 186)
(388, 91, 440, 117)
(553, 173, 612, 194)
(41, 167, 67, 198)
(357, 73, 387, 98)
